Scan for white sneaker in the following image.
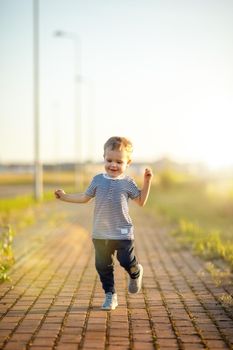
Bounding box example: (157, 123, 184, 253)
(128, 264, 143, 294)
(101, 292, 118, 310)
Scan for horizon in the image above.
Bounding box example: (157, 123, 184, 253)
(1, 157, 233, 175)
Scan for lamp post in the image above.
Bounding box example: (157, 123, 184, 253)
(33, 0, 43, 201)
(53, 30, 82, 190)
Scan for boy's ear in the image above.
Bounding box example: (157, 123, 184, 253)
(127, 159, 132, 166)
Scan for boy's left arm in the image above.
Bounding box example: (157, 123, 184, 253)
(133, 168, 153, 207)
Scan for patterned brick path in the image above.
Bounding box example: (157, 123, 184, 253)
(0, 202, 233, 349)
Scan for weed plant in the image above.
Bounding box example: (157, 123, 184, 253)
(171, 219, 233, 269)
(0, 225, 14, 282)
(146, 171, 233, 270)
(0, 192, 55, 282)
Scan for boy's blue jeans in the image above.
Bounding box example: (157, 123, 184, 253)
(92, 239, 140, 294)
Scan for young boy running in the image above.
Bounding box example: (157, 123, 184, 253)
(55, 136, 153, 310)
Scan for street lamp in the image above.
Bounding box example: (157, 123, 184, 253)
(53, 30, 82, 190)
(33, 0, 43, 201)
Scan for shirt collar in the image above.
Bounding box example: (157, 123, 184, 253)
(103, 173, 126, 180)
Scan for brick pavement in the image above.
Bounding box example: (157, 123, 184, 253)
(0, 202, 233, 350)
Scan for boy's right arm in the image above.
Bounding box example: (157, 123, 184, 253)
(54, 189, 92, 203)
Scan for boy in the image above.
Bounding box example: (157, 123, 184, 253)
(55, 136, 153, 310)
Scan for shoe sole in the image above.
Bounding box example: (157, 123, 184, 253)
(101, 302, 118, 311)
(128, 264, 143, 294)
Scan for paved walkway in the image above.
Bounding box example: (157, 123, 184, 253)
(0, 202, 233, 350)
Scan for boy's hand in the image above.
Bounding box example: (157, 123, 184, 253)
(144, 168, 153, 182)
(54, 189, 65, 199)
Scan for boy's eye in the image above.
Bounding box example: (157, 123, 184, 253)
(105, 158, 124, 164)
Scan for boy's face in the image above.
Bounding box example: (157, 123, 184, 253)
(104, 147, 131, 178)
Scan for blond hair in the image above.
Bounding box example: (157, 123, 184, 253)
(104, 136, 133, 159)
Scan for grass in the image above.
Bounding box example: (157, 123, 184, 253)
(147, 181, 233, 240)
(171, 219, 233, 269)
(0, 170, 83, 282)
(0, 171, 75, 185)
(0, 186, 59, 282)
(146, 172, 233, 270)
(0, 225, 14, 282)
(0, 195, 38, 282)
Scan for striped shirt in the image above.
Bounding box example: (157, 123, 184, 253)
(85, 173, 141, 240)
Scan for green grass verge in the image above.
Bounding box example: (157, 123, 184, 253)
(0, 225, 14, 282)
(146, 180, 233, 269)
(0, 192, 55, 282)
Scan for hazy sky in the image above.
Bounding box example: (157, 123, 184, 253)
(0, 0, 233, 169)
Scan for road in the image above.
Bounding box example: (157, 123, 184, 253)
(0, 201, 232, 349)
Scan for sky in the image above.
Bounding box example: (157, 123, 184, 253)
(0, 0, 233, 169)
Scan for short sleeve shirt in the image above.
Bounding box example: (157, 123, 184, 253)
(85, 173, 141, 240)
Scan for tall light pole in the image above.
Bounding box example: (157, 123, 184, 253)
(33, 0, 43, 201)
(53, 30, 82, 190)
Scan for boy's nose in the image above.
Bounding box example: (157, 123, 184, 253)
(110, 161, 117, 167)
